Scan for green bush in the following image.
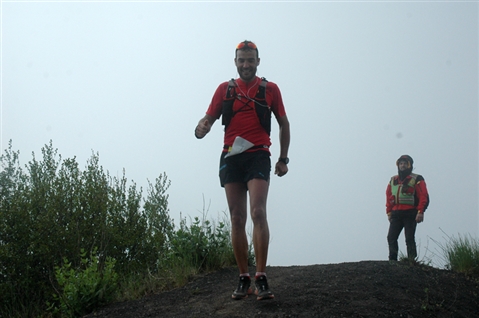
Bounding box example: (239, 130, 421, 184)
(0, 140, 173, 316)
(158, 208, 255, 286)
(0, 140, 241, 316)
(50, 249, 118, 317)
(161, 211, 237, 285)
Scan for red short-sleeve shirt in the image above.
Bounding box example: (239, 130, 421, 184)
(206, 76, 287, 152)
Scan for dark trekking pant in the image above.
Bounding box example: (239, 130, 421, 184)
(387, 209, 418, 261)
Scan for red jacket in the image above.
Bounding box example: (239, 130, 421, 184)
(386, 174, 429, 213)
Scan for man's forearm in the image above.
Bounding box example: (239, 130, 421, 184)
(278, 124, 290, 158)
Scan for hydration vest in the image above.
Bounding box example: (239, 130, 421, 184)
(221, 77, 271, 135)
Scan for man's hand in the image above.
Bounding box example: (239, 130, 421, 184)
(387, 212, 392, 222)
(274, 161, 288, 177)
(195, 119, 211, 139)
(416, 212, 424, 223)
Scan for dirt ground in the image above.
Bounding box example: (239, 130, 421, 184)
(85, 261, 479, 318)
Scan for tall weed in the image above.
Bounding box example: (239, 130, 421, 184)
(430, 230, 479, 276)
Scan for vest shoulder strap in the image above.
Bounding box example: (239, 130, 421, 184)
(407, 173, 419, 187)
(390, 175, 398, 186)
(255, 77, 268, 99)
(226, 79, 236, 98)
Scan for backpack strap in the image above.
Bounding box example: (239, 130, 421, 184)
(222, 79, 236, 127)
(253, 78, 266, 99)
(226, 78, 236, 98)
(254, 77, 271, 135)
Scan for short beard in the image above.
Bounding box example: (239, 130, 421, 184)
(238, 68, 256, 82)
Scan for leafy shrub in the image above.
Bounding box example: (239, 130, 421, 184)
(158, 208, 254, 285)
(162, 212, 234, 284)
(50, 249, 118, 317)
(0, 140, 173, 316)
(0, 140, 242, 316)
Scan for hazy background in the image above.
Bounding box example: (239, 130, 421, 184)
(2, 1, 478, 267)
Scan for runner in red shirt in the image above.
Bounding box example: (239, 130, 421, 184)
(195, 40, 290, 300)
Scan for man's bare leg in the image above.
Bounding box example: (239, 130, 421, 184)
(247, 178, 274, 300)
(247, 178, 270, 273)
(225, 182, 249, 274)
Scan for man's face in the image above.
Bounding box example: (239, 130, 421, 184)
(398, 160, 409, 171)
(235, 50, 260, 83)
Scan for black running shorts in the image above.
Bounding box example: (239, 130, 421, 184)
(219, 150, 271, 187)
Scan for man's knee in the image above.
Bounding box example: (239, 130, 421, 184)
(405, 238, 416, 246)
(387, 229, 401, 243)
(250, 206, 267, 223)
(230, 209, 247, 228)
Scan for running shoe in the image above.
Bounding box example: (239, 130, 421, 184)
(231, 276, 252, 300)
(254, 275, 274, 300)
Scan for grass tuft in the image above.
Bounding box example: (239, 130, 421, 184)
(430, 230, 479, 276)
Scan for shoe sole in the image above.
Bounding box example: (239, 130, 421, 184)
(232, 295, 248, 300)
(256, 295, 275, 300)
(232, 288, 253, 300)
(255, 290, 274, 301)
